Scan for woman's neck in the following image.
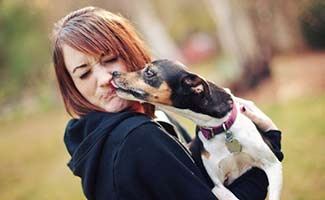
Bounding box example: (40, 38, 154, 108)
(130, 102, 145, 114)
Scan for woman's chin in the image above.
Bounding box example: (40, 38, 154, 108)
(98, 98, 128, 112)
(100, 98, 142, 113)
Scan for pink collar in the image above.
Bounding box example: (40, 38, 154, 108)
(199, 103, 237, 140)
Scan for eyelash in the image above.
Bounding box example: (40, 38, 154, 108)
(79, 56, 119, 79)
(80, 70, 91, 79)
(102, 56, 118, 64)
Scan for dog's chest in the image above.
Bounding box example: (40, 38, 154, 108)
(199, 133, 232, 158)
(198, 128, 257, 184)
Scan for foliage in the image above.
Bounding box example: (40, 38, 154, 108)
(152, 0, 216, 43)
(0, 1, 50, 105)
(300, 0, 325, 49)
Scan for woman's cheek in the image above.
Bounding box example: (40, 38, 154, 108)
(78, 80, 98, 102)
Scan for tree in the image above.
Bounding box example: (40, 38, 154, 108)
(115, 0, 184, 61)
(205, 0, 305, 93)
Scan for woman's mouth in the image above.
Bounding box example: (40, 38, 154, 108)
(111, 80, 119, 89)
(101, 84, 117, 99)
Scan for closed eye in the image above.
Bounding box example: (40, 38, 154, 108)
(101, 54, 119, 64)
(80, 70, 91, 79)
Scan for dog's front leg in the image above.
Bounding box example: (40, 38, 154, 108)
(202, 155, 239, 200)
(262, 161, 283, 200)
(211, 185, 239, 200)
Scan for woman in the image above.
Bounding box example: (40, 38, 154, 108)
(52, 6, 283, 200)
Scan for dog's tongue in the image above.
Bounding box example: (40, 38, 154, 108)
(111, 80, 119, 89)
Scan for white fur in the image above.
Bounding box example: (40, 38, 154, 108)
(158, 101, 283, 200)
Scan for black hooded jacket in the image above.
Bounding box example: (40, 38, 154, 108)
(64, 111, 283, 200)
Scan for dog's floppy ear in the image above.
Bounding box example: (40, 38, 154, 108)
(181, 73, 210, 95)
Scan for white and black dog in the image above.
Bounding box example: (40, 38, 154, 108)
(111, 59, 282, 200)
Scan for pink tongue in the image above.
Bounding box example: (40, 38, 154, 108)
(110, 80, 119, 88)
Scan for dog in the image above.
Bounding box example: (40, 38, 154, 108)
(111, 59, 282, 200)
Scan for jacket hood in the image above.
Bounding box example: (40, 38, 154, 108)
(64, 111, 142, 176)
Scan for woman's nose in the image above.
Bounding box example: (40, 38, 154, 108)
(112, 71, 121, 78)
(95, 69, 113, 88)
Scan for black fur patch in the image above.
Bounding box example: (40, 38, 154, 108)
(144, 76, 163, 88)
(151, 59, 233, 118)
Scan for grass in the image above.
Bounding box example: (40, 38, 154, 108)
(265, 95, 325, 200)
(0, 110, 85, 200)
(0, 94, 324, 200)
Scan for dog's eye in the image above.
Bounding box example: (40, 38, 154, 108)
(144, 68, 156, 78)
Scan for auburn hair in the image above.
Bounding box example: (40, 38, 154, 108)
(51, 7, 154, 117)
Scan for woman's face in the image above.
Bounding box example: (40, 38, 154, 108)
(63, 44, 142, 113)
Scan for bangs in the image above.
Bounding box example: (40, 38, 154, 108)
(59, 13, 121, 58)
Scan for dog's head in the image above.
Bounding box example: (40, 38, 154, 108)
(112, 59, 233, 118)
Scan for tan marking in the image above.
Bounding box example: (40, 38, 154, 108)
(202, 149, 211, 159)
(146, 81, 172, 105)
(118, 72, 173, 105)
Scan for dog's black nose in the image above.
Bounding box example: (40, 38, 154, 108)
(112, 71, 121, 78)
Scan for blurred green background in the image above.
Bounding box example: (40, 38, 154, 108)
(0, 0, 324, 199)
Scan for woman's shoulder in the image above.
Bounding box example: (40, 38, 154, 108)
(120, 121, 168, 148)
(113, 121, 211, 198)
(116, 121, 195, 169)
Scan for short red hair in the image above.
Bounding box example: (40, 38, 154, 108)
(52, 7, 154, 117)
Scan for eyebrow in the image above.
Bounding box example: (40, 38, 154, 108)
(72, 63, 88, 74)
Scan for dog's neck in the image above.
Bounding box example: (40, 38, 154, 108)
(198, 103, 237, 139)
(156, 102, 238, 127)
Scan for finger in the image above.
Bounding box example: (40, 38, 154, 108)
(240, 106, 261, 123)
(235, 97, 266, 115)
(240, 106, 267, 130)
(234, 97, 255, 108)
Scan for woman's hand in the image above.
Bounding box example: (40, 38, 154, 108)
(234, 97, 278, 132)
